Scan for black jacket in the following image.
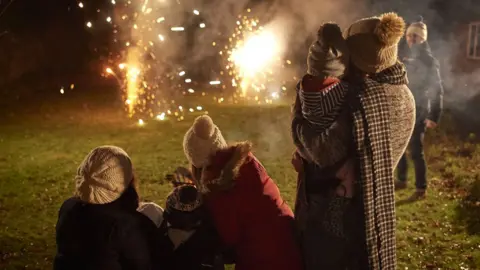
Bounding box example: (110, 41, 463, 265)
(400, 41, 444, 123)
(54, 197, 161, 270)
(158, 219, 226, 270)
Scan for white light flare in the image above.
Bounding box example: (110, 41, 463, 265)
(231, 30, 279, 76)
(209, 81, 221, 85)
(199, 23, 206, 28)
(193, 9, 200, 15)
(171, 27, 184, 32)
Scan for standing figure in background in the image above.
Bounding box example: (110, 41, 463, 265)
(395, 16, 444, 200)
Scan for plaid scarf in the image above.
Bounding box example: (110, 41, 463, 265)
(349, 62, 408, 270)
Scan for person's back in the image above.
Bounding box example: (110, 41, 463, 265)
(54, 146, 159, 270)
(55, 197, 158, 270)
(377, 83, 415, 167)
(203, 143, 302, 270)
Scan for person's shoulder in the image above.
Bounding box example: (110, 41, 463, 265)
(58, 197, 83, 216)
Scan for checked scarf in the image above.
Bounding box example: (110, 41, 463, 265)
(349, 62, 408, 270)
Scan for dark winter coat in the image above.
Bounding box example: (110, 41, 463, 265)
(198, 142, 303, 270)
(54, 197, 161, 270)
(158, 217, 226, 270)
(401, 41, 444, 123)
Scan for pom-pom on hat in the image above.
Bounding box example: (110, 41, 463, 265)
(344, 12, 406, 73)
(183, 115, 228, 168)
(75, 145, 133, 204)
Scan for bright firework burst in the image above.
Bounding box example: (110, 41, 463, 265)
(220, 10, 291, 105)
(77, 1, 294, 123)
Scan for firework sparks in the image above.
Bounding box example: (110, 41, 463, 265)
(77, 2, 292, 123)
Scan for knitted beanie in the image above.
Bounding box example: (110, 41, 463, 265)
(164, 185, 204, 230)
(307, 22, 349, 78)
(75, 146, 133, 204)
(166, 185, 203, 213)
(406, 16, 428, 42)
(183, 115, 228, 168)
(344, 12, 406, 73)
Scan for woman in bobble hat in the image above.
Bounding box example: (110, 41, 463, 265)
(54, 145, 161, 270)
(292, 12, 415, 270)
(183, 115, 303, 270)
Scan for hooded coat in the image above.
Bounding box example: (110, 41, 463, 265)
(197, 142, 303, 270)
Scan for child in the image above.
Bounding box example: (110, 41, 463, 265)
(291, 22, 355, 197)
(139, 180, 226, 270)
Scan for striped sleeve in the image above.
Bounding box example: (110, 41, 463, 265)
(299, 81, 349, 130)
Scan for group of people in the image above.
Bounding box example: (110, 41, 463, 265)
(53, 11, 443, 270)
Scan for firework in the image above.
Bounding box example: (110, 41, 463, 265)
(221, 11, 291, 105)
(78, 1, 294, 123)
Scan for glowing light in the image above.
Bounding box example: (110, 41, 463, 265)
(78, 2, 84, 8)
(60, 87, 65, 94)
(158, 34, 164, 41)
(111, 0, 116, 4)
(106, 68, 114, 74)
(70, 84, 75, 89)
(119, 63, 126, 69)
(156, 17, 165, 23)
(188, 88, 195, 93)
(178, 71, 186, 76)
(106, 17, 112, 23)
(156, 113, 166, 120)
(86, 21, 92, 28)
(271, 92, 279, 99)
(185, 78, 191, 83)
(189, 108, 194, 112)
(199, 23, 206, 28)
(171, 27, 184, 32)
(179, 106, 183, 111)
(231, 31, 278, 75)
(193, 9, 200, 15)
(209, 81, 221, 85)
(138, 119, 145, 126)
(196, 106, 203, 111)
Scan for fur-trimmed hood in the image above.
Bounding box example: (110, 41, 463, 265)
(197, 141, 253, 193)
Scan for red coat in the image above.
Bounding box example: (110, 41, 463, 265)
(198, 142, 303, 270)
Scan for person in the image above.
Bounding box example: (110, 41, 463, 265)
(291, 22, 358, 270)
(395, 16, 444, 200)
(183, 115, 303, 270)
(54, 145, 161, 270)
(292, 12, 416, 270)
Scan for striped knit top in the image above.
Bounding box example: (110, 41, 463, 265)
(299, 76, 349, 132)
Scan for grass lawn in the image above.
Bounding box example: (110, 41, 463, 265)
(0, 97, 479, 269)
